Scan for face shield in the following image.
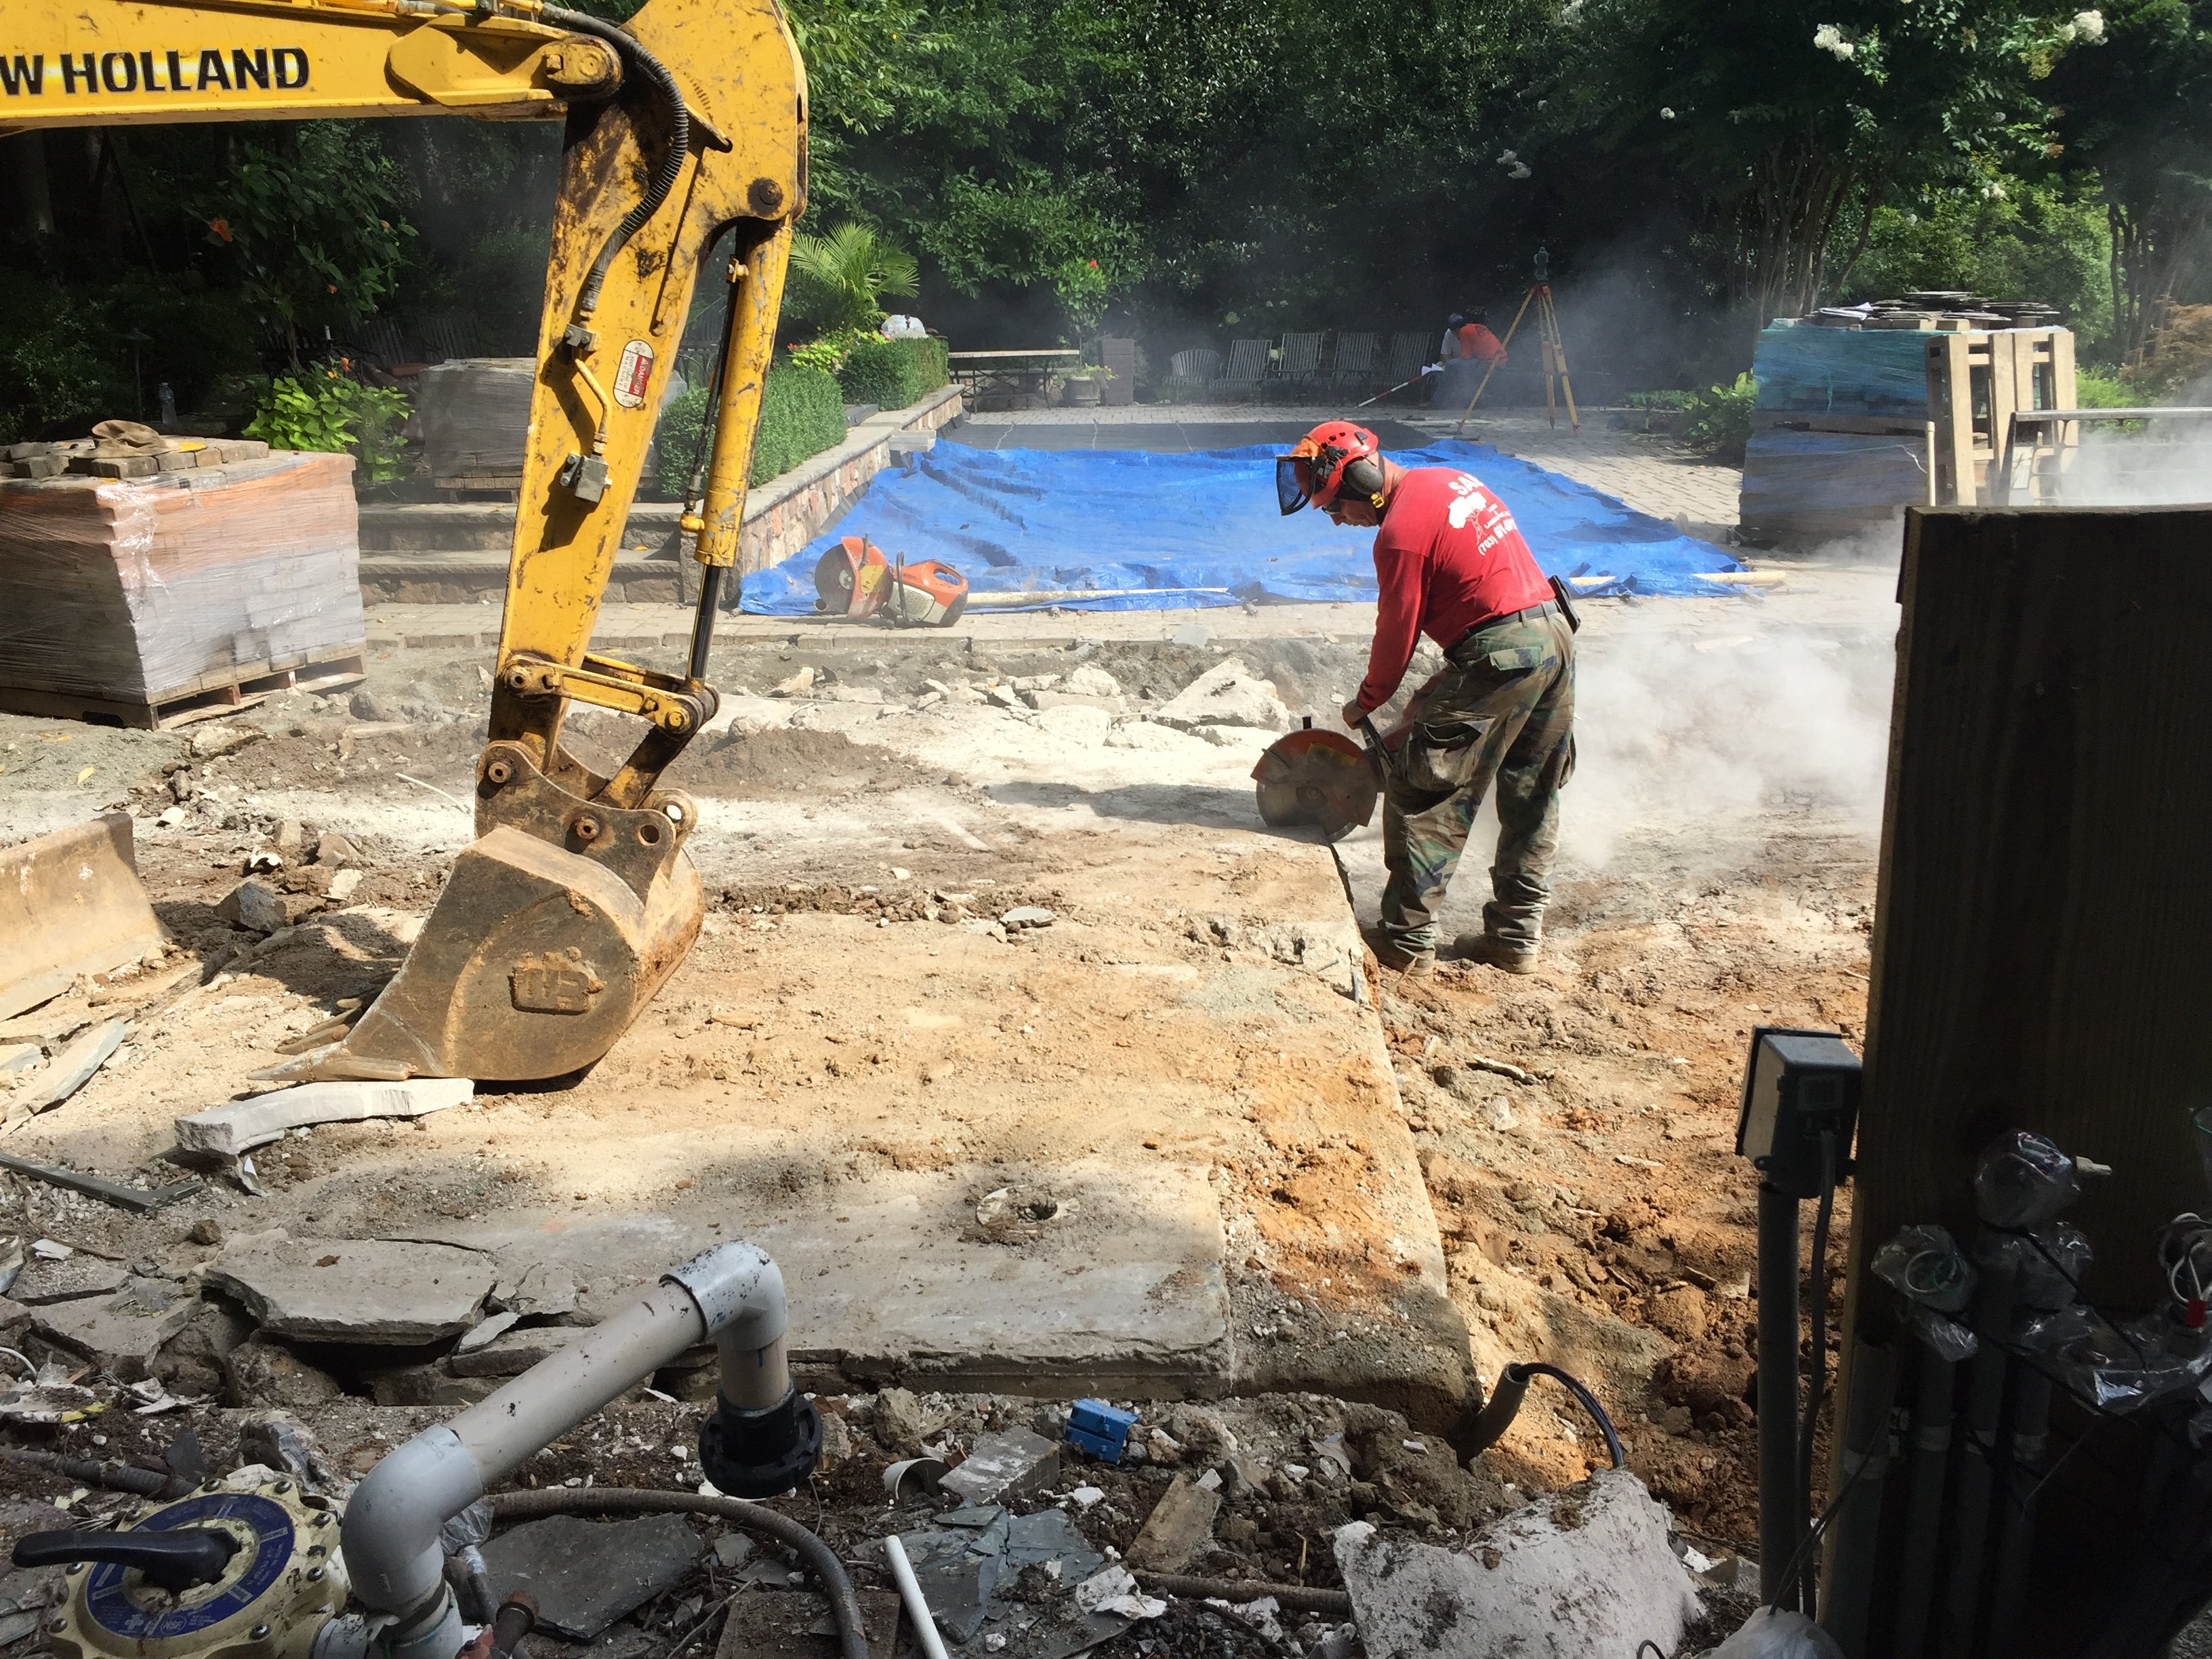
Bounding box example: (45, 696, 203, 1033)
(1275, 453, 1315, 516)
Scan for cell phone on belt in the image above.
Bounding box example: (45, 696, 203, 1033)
(1548, 573, 1582, 633)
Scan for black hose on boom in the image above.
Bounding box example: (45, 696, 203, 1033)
(540, 7, 693, 318)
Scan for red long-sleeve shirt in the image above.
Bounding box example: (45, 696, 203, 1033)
(1355, 467, 1552, 713)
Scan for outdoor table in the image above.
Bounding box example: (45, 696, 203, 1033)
(947, 348, 1085, 408)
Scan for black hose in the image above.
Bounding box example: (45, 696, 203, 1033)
(1456, 1360, 1626, 1469)
(0, 1446, 179, 1498)
(483, 1488, 865, 1659)
(539, 7, 692, 319)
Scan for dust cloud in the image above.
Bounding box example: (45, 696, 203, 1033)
(1561, 605, 1896, 872)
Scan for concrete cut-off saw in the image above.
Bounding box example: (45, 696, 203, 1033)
(814, 535, 969, 626)
(1251, 716, 1395, 841)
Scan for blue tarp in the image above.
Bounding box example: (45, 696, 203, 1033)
(739, 438, 1743, 615)
(1751, 322, 1933, 418)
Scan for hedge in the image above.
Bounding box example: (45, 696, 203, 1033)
(652, 359, 846, 497)
(835, 335, 949, 411)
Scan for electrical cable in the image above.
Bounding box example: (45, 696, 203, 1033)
(483, 1488, 866, 1659)
(537, 7, 693, 319)
(1790, 1128, 1837, 1618)
(1517, 1362, 1626, 1469)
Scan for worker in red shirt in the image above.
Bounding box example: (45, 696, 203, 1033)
(1435, 310, 1507, 409)
(1277, 420, 1576, 977)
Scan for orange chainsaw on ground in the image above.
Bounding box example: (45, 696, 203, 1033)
(813, 535, 970, 626)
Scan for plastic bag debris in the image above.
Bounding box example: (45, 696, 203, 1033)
(1706, 1607, 1845, 1657)
(1973, 1130, 2085, 1231)
(1872, 1225, 1980, 1360)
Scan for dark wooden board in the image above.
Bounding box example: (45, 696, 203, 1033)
(1850, 505, 2212, 1311)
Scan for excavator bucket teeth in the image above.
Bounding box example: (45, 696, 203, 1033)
(0, 813, 167, 1022)
(331, 825, 702, 1082)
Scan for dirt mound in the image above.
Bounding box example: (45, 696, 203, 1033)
(668, 726, 926, 798)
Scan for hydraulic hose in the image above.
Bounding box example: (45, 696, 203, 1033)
(483, 1488, 866, 1659)
(1456, 1360, 1626, 1470)
(539, 7, 692, 319)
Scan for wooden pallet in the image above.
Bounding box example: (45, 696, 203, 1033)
(0, 649, 367, 731)
(1926, 327, 2075, 506)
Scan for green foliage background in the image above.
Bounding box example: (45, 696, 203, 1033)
(3, 0, 2208, 445)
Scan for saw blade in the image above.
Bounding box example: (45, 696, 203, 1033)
(1251, 729, 1379, 841)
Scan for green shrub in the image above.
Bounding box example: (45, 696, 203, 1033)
(2072, 370, 2136, 409)
(1624, 389, 1695, 410)
(244, 369, 412, 483)
(836, 336, 949, 411)
(652, 360, 846, 496)
(1681, 371, 1757, 467)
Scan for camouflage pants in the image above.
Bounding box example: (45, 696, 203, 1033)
(1379, 607, 1576, 953)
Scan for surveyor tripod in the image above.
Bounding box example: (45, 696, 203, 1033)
(1453, 260, 1580, 435)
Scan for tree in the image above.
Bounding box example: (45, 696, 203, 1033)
(2046, 0, 2212, 361)
(1538, 0, 2103, 328)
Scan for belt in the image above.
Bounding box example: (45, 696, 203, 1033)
(1447, 600, 1558, 659)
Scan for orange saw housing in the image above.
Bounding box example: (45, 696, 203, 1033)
(813, 535, 970, 626)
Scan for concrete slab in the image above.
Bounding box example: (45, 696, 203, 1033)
(209, 1237, 494, 1343)
(7, 1253, 127, 1305)
(478, 1514, 703, 1639)
(32, 1279, 199, 1381)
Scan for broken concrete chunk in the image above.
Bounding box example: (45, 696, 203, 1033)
(1064, 663, 1122, 698)
(222, 1334, 343, 1410)
(9, 1019, 127, 1118)
(0, 1043, 39, 1075)
(447, 1323, 582, 1378)
(999, 907, 1056, 930)
(1152, 659, 1290, 733)
(369, 1364, 501, 1407)
(33, 1282, 202, 1382)
(209, 1237, 493, 1343)
(1124, 1471, 1220, 1573)
(453, 1309, 520, 1355)
(7, 1252, 128, 1305)
(937, 1427, 1060, 1507)
(1334, 1469, 1698, 1659)
(327, 871, 363, 903)
(480, 1513, 705, 1640)
(769, 665, 817, 699)
(176, 1077, 474, 1160)
(218, 878, 295, 934)
(1169, 622, 1214, 649)
(1103, 720, 1200, 752)
(489, 1259, 579, 1320)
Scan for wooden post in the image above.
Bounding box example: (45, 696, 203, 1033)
(1834, 504, 2212, 1651)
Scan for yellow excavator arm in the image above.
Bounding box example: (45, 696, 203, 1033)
(3, 0, 804, 1080)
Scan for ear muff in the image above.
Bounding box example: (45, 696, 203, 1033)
(1342, 455, 1385, 506)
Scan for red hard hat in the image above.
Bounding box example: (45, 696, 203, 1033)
(1277, 420, 1382, 516)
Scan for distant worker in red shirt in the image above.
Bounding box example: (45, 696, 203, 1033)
(1277, 421, 1576, 977)
(1435, 309, 1507, 409)
(1441, 309, 1508, 365)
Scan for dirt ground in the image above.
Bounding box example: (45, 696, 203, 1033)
(0, 560, 1894, 1574)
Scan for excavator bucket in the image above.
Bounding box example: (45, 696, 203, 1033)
(317, 744, 703, 1083)
(0, 814, 167, 1021)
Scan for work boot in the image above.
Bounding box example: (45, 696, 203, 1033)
(1370, 937, 1435, 979)
(1456, 932, 1538, 975)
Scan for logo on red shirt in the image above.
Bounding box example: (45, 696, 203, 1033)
(1444, 474, 1520, 556)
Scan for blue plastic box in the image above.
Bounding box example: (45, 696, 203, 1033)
(1065, 1398, 1137, 1462)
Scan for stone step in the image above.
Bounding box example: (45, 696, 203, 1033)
(360, 501, 688, 552)
(359, 551, 685, 606)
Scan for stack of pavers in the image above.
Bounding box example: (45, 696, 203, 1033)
(0, 420, 366, 727)
(1738, 292, 2075, 543)
(0, 421, 272, 480)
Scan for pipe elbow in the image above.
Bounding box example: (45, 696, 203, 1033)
(665, 1242, 786, 1353)
(341, 1427, 483, 1617)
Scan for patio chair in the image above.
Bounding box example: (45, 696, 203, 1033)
(1272, 331, 1326, 398)
(1381, 331, 1430, 384)
(1331, 331, 1380, 396)
(1212, 339, 1270, 402)
(1166, 348, 1223, 403)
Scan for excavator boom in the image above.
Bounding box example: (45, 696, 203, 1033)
(4, 0, 804, 1080)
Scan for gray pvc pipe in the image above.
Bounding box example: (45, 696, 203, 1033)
(1756, 1184, 1803, 1609)
(1939, 1257, 2018, 1658)
(1818, 1338, 1898, 1659)
(1892, 1338, 1959, 1659)
(340, 1244, 791, 1658)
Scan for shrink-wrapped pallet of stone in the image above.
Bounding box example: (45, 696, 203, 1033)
(417, 357, 535, 487)
(0, 451, 366, 727)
